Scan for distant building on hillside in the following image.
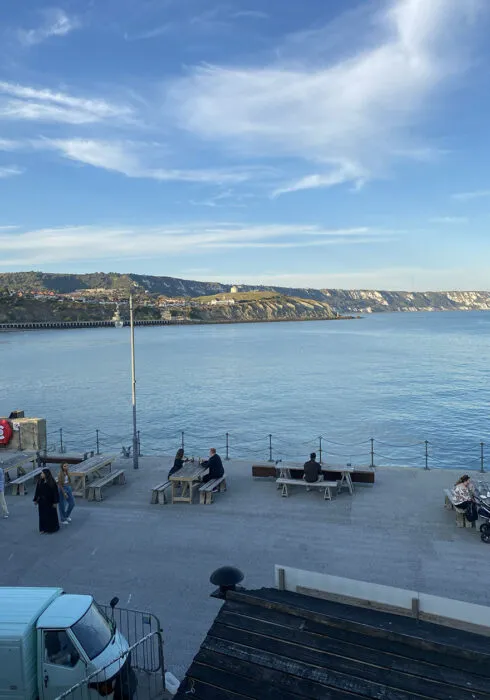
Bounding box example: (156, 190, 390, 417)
(230, 285, 238, 294)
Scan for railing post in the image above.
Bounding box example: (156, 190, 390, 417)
(181, 431, 185, 452)
(370, 438, 375, 468)
(319, 436, 323, 464)
(59, 428, 64, 454)
(137, 430, 141, 456)
(225, 433, 230, 461)
(424, 440, 429, 470)
(96, 429, 100, 455)
(268, 434, 273, 462)
(481, 442, 485, 473)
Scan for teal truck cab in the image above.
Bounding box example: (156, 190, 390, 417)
(0, 587, 130, 700)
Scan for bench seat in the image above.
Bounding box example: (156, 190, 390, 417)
(199, 476, 227, 505)
(87, 469, 125, 502)
(151, 481, 172, 505)
(10, 467, 43, 496)
(444, 488, 474, 528)
(276, 478, 339, 501)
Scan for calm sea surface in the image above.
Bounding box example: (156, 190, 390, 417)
(1, 311, 490, 469)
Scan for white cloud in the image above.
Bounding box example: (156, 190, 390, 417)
(0, 139, 22, 151)
(0, 82, 133, 125)
(0, 166, 23, 178)
(18, 8, 80, 46)
(429, 216, 468, 224)
(272, 160, 368, 197)
(0, 222, 390, 266)
(40, 138, 261, 184)
(452, 189, 490, 201)
(166, 0, 482, 195)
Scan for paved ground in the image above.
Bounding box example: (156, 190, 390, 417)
(1, 455, 489, 680)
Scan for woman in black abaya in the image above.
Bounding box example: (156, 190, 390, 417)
(34, 468, 60, 534)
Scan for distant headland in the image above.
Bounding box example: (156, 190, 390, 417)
(0, 271, 489, 328)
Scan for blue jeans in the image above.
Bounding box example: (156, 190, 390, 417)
(59, 485, 75, 521)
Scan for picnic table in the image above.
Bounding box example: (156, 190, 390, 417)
(69, 454, 116, 497)
(169, 463, 208, 504)
(278, 463, 355, 495)
(0, 452, 37, 482)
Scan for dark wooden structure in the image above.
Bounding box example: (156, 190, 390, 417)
(40, 451, 94, 465)
(175, 587, 490, 699)
(252, 463, 375, 484)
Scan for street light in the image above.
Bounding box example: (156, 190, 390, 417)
(129, 291, 139, 470)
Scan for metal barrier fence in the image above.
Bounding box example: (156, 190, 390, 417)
(97, 604, 163, 666)
(43, 426, 488, 472)
(54, 631, 165, 700)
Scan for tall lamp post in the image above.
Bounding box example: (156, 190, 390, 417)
(129, 292, 139, 470)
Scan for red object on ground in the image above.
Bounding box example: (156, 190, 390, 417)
(0, 419, 13, 445)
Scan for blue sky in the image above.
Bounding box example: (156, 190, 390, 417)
(0, 0, 489, 290)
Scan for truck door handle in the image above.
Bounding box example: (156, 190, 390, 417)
(44, 673, 49, 688)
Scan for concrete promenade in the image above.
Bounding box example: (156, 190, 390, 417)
(1, 455, 489, 680)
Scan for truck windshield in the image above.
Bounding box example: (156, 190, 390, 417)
(72, 603, 113, 660)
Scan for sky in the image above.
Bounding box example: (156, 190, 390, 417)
(0, 0, 489, 290)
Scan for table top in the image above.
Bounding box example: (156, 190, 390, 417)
(473, 479, 490, 501)
(169, 464, 208, 481)
(0, 452, 36, 469)
(70, 455, 116, 475)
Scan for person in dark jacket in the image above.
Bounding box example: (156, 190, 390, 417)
(303, 453, 322, 483)
(33, 468, 60, 534)
(168, 448, 187, 479)
(201, 448, 224, 483)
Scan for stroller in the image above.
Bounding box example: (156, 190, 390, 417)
(476, 495, 490, 543)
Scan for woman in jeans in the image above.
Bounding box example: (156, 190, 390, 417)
(57, 463, 75, 525)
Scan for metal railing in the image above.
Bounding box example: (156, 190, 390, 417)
(54, 631, 165, 700)
(43, 426, 488, 472)
(98, 604, 163, 661)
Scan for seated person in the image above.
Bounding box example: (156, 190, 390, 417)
(45, 630, 78, 667)
(201, 448, 224, 483)
(453, 474, 474, 511)
(168, 448, 187, 479)
(303, 452, 322, 483)
(453, 474, 479, 523)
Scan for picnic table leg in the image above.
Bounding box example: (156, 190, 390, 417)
(323, 487, 332, 501)
(281, 483, 288, 498)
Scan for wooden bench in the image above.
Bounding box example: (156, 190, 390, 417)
(151, 481, 172, 505)
(444, 488, 475, 528)
(10, 467, 43, 496)
(277, 478, 339, 501)
(199, 476, 227, 505)
(87, 469, 126, 502)
(252, 464, 276, 478)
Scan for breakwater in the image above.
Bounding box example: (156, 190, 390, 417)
(0, 319, 186, 331)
